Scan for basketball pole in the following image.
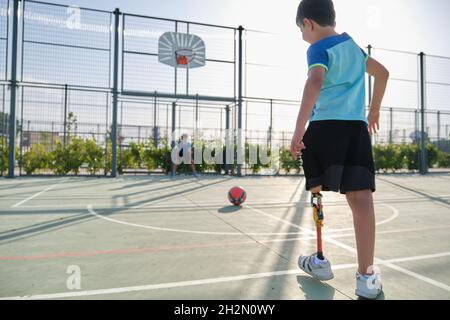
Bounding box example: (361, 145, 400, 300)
(237, 26, 244, 177)
(111, 8, 121, 177)
(7, 0, 19, 178)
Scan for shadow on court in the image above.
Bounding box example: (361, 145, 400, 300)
(218, 205, 242, 214)
(296, 275, 336, 300)
(0, 177, 232, 244)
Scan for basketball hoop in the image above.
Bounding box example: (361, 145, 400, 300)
(158, 32, 205, 69)
(175, 48, 195, 67)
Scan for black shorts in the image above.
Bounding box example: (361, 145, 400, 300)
(301, 120, 376, 194)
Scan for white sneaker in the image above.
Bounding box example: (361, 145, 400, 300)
(298, 253, 334, 281)
(355, 272, 383, 299)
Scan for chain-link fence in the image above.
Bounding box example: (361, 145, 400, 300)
(1, 0, 449, 177)
(243, 31, 450, 174)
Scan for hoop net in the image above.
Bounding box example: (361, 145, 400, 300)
(175, 48, 195, 66)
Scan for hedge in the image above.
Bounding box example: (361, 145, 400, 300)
(12, 140, 450, 175)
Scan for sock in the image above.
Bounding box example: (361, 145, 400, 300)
(314, 256, 328, 265)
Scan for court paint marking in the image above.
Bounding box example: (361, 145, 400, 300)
(326, 203, 399, 233)
(87, 205, 307, 236)
(11, 179, 68, 208)
(248, 205, 450, 293)
(2, 224, 450, 261)
(1, 252, 449, 300)
(85, 176, 397, 236)
(86, 202, 399, 237)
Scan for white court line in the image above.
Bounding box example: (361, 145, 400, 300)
(87, 204, 399, 236)
(247, 205, 450, 293)
(257, 224, 450, 244)
(1, 252, 449, 300)
(87, 205, 307, 236)
(86, 178, 398, 236)
(11, 179, 68, 208)
(326, 203, 399, 233)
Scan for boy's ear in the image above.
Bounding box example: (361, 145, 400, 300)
(302, 18, 312, 30)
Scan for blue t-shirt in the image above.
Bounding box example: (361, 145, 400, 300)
(307, 32, 369, 124)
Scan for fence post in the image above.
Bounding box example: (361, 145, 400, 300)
(51, 122, 54, 150)
(418, 52, 427, 175)
(389, 107, 393, 144)
(414, 109, 418, 138)
(111, 8, 121, 177)
(153, 91, 158, 147)
(171, 102, 176, 149)
(237, 26, 244, 176)
(18, 87, 23, 176)
(225, 105, 230, 175)
(63, 84, 68, 145)
(268, 99, 273, 149)
(437, 111, 440, 149)
(7, 0, 20, 178)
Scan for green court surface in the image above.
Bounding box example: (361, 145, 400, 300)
(0, 173, 449, 300)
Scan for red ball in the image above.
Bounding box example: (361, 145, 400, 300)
(228, 186, 247, 206)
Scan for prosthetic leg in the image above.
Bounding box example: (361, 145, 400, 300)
(311, 192, 324, 260)
(299, 157, 325, 259)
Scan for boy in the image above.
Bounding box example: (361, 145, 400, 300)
(171, 133, 198, 178)
(290, 0, 389, 299)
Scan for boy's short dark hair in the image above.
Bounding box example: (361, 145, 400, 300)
(296, 0, 336, 27)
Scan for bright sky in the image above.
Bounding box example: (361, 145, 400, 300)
(50, 0, 450, 104)
(55, 0, 450, 56)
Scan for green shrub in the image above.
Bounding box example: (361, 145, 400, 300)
(386, 144, 403, 172)
(0, 144, 7, 173)
(10, 136, 450, 176)
(245, 143, 260, 174)
(437, 151, 450, 168)
(0, 145, 20, 174)
(142, 142, 158, 171)
(50, 137, 86, 175)
(119, 146, 135, 170)
(85, 138, 104, 175)
(372, 145, 383, 172)
(129, 142, 144, 168)
(155, 145, 170, 170)
(426, 143, 439, 168)
(104, 141, 113, 175)
(398, 143, 419, 171)
(245, 143, 273, 174)
(279, 148, 300, 174)
(20, 144, 49, 175)
(191, 141, 210, 173)
(373, 144, 403, 173)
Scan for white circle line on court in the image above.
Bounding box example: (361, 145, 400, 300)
(325, 203, 400, 233)
(86, 201, 398, 236)
(86, 205, 307, 236)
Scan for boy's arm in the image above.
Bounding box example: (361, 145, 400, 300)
(290, 67, 325, 159)
(366, 57, 389, 135)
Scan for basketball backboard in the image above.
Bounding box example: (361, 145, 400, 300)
(158, 31, 206, 69)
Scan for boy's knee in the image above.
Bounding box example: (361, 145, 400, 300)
(345, 189, 371, 200)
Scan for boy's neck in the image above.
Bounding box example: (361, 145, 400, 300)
(311, 28, 339, 44)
